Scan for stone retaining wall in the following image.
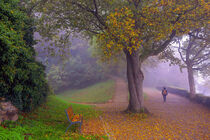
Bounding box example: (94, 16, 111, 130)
(156, 87, 210, 108)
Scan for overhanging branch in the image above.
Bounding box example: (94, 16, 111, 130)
(151, 30, 176, 56)
(70, 1, 106, 29)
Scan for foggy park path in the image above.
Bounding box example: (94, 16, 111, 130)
(82, 79, 210, 140)
(96, 77, 128, 111)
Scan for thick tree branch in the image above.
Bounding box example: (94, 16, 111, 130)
(178, 39, 187, 63)
(185, 36, 196, 64)
(151, 30, 176, 56)
(93, 0, 98, 14)
(70, 1, 106, 29)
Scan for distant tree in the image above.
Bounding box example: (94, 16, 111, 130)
(176, 27, 210, 98)
(46, 54, 107, 93)
(36, 0, 208, 112)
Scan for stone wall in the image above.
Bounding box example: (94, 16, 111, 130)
(157, 86, 189, 97)
(156, 87, 210, 108)
(0, 97, 18, 124)
(192, 94, 210, 108)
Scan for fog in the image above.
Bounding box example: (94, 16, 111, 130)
(33, 35, 209, 96)
(143, 61, 189, 89)
(143, 60, 210, 96)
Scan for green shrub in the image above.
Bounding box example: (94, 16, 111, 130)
(0, 0, 49, 112)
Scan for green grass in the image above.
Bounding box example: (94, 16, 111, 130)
(0, 96, 107, 140)
(57, 80, 115, 103)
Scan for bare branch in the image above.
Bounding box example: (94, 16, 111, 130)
(192, 45, 209, 61)
(193, 63, 210, 71)
(188, 32, 210, 42)
(192, 53, 210, 66)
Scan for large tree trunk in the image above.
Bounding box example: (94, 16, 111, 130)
(187, 65, 196, 98)
(125, 50, 144, 113)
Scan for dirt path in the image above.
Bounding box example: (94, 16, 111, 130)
(87, 79, 210, 140)
(96, 78, 128, 112)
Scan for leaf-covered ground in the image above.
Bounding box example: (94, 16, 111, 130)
(1, 79, 209, 140)
(83, 79, 210, 140)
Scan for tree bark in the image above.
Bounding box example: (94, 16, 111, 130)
(187, 65, 196, 98)
(124, 50, 144, 113)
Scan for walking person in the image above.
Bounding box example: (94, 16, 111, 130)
(162, 87, 168, 103)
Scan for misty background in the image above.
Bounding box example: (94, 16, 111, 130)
(33, 36, 210, 97)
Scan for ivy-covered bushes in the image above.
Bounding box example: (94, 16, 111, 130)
(0, 0, 49, 112)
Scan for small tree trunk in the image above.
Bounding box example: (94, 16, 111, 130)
(187, 65, 196, 98)
(125, 50, 144, 113)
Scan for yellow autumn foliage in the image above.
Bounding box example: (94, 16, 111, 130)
(96, 0, 209, 58)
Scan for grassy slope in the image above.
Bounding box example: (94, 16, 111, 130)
(57, 80, 115, 103)
(0, 96, 106, 140)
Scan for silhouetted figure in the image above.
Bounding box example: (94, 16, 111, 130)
(162, 87, 168, 102)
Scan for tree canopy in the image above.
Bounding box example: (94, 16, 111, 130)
(35, 0, 209, 112)
(36, 0, 209, 57)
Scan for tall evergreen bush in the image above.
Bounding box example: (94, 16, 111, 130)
(0, 0, 49, 112)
